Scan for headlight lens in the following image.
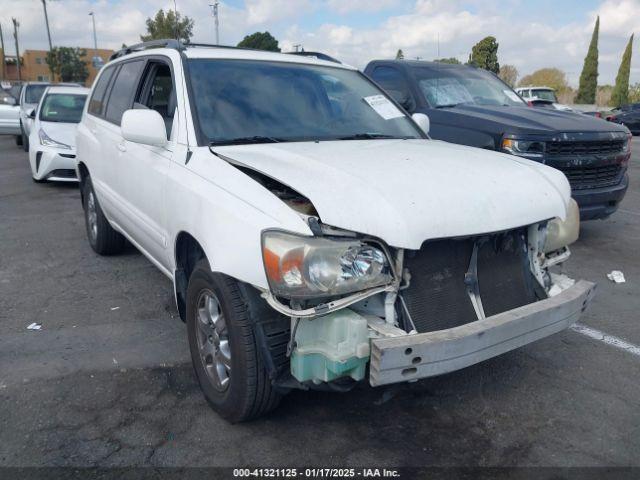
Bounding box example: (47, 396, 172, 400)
(262, 231, 392, 299)
(502, 138, 545, 158)
(39, 128, 71, 149)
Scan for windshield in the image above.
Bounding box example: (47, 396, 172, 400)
(25, 84, 50, 104)
(531, 89, 558, 102)
(413, 66, 525, 108)
(39, 93, 87, 123)
(188, 59, 422, 145)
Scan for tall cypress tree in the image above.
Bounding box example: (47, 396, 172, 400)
(611, 34, 634, 107)
(575, 16, 600, 104)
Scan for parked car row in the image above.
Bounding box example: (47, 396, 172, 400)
(2, 81, 88, 182)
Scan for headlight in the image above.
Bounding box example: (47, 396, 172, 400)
(262, 230, 392, 299)
(544, 198, 580, 253)
(502, 138, 545, 158)
(39, 128, 71, 149)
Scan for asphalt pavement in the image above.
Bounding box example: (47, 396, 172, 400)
(0, 135, 639, 468)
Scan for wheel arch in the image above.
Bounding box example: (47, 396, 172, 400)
(174, 231, 208, 321)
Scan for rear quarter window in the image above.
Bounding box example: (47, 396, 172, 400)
(104, 60, 145, 125)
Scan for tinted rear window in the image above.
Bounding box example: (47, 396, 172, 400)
(88, 67, 116, 116)
(104, 60, 145, 125)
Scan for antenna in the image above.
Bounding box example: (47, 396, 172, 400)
(293, 44, 302, 52)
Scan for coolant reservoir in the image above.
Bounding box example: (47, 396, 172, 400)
(291, 309, 370, 384)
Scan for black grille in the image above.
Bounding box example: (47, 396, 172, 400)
(402, 231, 538, 333)
(546, 140, 624, 156)
(48, 169, 77, 179)
(559, 164, 623, 190)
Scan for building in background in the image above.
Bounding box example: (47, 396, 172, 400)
(0, 47, 113, 86)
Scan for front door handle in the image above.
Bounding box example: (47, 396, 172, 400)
(117, 141, 126, 152)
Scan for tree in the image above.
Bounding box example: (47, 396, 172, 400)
(434, 57, 461, 64)
(237, 32, 280, 52)
(46, 47, 89, 84)
(499, 64, 518, 87)
(140, 9, 194, 43)
(611, 34, 634, 107)
(518, 68, 569, 93)
(467, 36, 499, 74)
(629, 83, 640, 104)
(395, 49, 404, 60)
(575, 16, 599, 104)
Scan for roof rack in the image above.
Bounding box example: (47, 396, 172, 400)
(286, 51, 342, 64)
(110, 39, 183, 60)
(109, 39, 343, 64)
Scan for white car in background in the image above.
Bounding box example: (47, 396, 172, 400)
(29, 86, 89, 183)
(19, 81, 51, 151)
(516, 86, 573, 111)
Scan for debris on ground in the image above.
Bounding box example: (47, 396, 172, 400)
(607, 271, 626, 284)
(110, 306, 120, 311)
(26, 322, 42, 330)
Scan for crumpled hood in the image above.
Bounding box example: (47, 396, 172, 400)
(214, 139, 571, 249)
(40, 121, 78, 149)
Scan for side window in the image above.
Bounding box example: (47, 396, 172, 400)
(88, 66, 116, 116)
(371, 66, 414, 111)
(136, 62, 176, 138)
(104, 60, 145, 125)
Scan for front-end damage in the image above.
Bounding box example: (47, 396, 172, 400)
(259, 197, 594, 389)
(220, 152, 594, 390)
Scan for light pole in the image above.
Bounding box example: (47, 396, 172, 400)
(88, 12, 103, 70)
(12, 18, 21, 82)
(41, 0, 54, 80)
(209, 2, 219, 45)
(0, 23, 6, 81)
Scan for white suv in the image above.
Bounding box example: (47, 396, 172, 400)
(76, 40, 595, 422)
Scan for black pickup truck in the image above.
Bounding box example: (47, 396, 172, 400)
(364, 60, 631, 220)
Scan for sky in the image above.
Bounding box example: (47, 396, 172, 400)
(0, 0, 638, 86)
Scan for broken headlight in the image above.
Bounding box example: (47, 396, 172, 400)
(502, 138, 545, 158)
(262, 230, 392, 299)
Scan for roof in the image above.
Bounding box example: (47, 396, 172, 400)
(107, 39, 354, 70)
(44, 86, 90, 95)
(369, 59, 470, 70)
(516, 86, 555, 91)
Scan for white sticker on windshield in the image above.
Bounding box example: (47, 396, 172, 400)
(363, 95, 404, 120)
(504, 90, 522, 103)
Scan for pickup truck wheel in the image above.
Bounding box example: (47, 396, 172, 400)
(186, 261, 281, 422)
(82, 177, 125, 255)
(15, 134, 23, 146)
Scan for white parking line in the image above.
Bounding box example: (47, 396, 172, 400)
(571, 323, 640, 357)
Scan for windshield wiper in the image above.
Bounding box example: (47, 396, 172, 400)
(210, 136, 283, 146)
(435, 103, 461, 109)
(337, 133, 400, 140)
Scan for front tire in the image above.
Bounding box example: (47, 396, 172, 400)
(82, 177, 125, 255)
(15, 134, 23, 146)
(186, 260, 281, 422)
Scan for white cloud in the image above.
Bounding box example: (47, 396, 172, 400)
(0, 0, 637, 86)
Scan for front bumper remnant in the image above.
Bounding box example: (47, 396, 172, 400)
(369, 280, 596, 386)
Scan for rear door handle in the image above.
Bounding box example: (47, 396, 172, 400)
(117, 141, 126, 152)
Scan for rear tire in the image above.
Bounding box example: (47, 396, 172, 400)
(82, 176, 125, 255)
(21, 124, 29, 152)
(186, 260, 281, 422)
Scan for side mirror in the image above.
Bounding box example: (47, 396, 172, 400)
(28, 108, 36, 119)
(412, 113, 430, 135)
(121, 109, 167, 147)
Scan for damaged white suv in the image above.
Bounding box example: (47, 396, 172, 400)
(76, 40, 595, 422)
